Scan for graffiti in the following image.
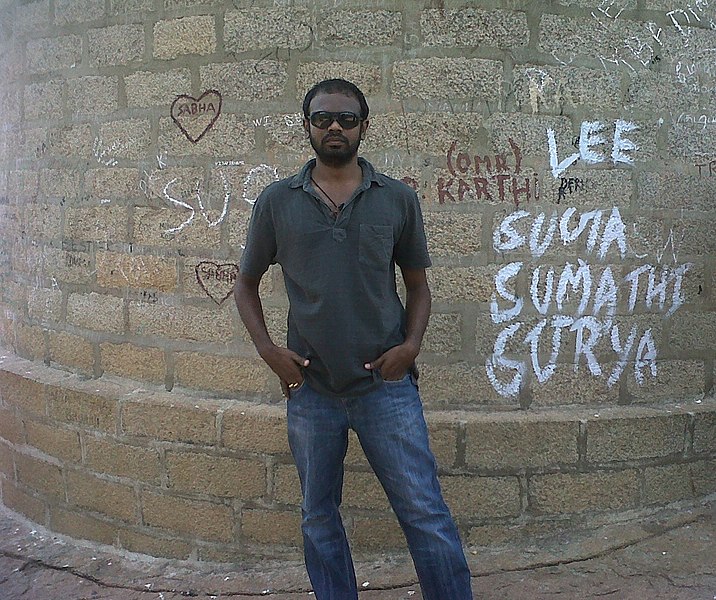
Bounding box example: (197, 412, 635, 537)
(695, 158, 716, 177)
(252, 112, 303, 128)
(486, 206, 693, 397)
(557, 177, 588, 203)
(161, 171, 231, 235)
(547, 120, 639, 178)
(92, 136, 119, 167)
(676, 112, 716, 131)
(242, 164, 279, 206)
(170, 89, 222, 144)
(667, 2, 716, 38)
(438, 139, 539, 207)
(65, 253, 90, 268)
(195, 261, 238, 305)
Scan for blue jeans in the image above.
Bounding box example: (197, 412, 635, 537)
(287, 374, 473, 600)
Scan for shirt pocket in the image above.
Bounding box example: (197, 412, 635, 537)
(359, 224, 393, 271)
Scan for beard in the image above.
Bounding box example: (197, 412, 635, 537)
(310, 132, 361, 167)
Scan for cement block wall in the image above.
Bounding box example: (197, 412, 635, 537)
(0, 0, 714, 559)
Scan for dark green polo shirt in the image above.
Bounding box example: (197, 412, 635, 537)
(240, 158, 431, 398)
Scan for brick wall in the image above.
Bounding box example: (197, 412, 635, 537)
(0, 0, 713, 406)
(0, 0, 715, 559)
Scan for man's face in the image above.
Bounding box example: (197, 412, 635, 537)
(304, 92, 368, 167)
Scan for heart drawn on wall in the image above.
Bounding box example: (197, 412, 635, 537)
(195, 261, 238, 305)
(171, 89, 223, 144)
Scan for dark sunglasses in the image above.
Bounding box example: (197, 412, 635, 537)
(309, 111, 361, 130)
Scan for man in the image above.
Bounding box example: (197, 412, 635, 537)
(234, 78, 472, 600)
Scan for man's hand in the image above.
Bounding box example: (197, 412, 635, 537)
(364, 342, 418, 381)
(261, 345, 310, 397)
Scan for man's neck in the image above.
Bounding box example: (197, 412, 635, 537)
(312, 157, 362, 183)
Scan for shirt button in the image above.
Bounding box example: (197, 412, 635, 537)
(333, 229, 347, 243)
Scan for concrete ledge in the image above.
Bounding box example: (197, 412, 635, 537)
(0, 350, 714, 561)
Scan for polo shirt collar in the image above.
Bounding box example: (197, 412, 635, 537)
(288, 157, 387, 190)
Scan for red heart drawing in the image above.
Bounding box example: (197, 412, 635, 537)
(195, 261, 238, 305)
(171, 90, 223, 144)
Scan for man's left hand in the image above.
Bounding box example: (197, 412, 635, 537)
(365, 343, 419, 381)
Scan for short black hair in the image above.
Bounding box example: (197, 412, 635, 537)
(302, 78, 369, 120)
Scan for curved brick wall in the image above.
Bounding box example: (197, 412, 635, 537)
(0, 354, 714, 560)
(1, 0, 715, 557)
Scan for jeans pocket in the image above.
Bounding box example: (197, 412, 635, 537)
(383, 372, 410, 384)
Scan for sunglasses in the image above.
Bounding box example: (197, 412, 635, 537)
(308, 111, 361, 130)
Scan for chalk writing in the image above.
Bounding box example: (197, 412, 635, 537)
(547, 120, 638, 178)
(486, 206, 693, 397)
(170, 90, 222, 144)
(92, 136, 119, 167)
(439, 139, 538, 206)
(253, 112, 303, 128)
(676, 113, 716, 130)
(195, 261, 238, 305)
(162, 171, 231, 235)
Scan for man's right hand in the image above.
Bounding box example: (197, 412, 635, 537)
(260, 345, 310, 397)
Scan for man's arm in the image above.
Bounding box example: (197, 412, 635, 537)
(234, 272, 309, 395)
(364, 267, 431, 380)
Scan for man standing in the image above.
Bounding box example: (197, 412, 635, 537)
(234, 79, 472, 600)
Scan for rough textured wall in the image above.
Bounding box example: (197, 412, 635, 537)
(0, 0, 714, 409)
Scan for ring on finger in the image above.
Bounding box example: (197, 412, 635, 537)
(288, 382, 300, 388)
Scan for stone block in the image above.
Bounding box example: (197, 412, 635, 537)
(14, 453, 64, 499)
(319, 10, 401, 46)
(537, 14, 644, 58)
(67, 292, 125, 334)
(50, 507, 117, 545)
(97, 118, 152, 160)
(132, 206, 221, 249)
(9, 170, 39, 201)
(24, 419, 82, 463)
(224, 9, 312, 53)
(54, 0, 105, 25)
(67, 76, 118, 118)
(124, 69, 192, 108)
(153, 16, 216, 59)
(221, 403, 288, 454)
(363, 112, 485, 157)
(23, 80, 64, 121)
(158, 113, 254, 157)
(84, 435, 162, 484)
(14, 1, 52, 38)
(428, 266, 497, 302)
(66, 469, 137, 522)
(47, 123, 94, 157)
(85, 168, 140, 201)
(241, 509, 301, 546)
(0, 442, 13, 476)
(587, 413, 687, 462)
(422, 312, 462, 356)
(26, 35, 82, 73)
(643, 463, 697, 505)
(530, 470, 639, 514)
(296, 62, 382, 100)
(118, 529, 192, 560)
(39, 168, 82, 200)
(693, 411, 716, 454)
(351, 515, 405, 550)
(88, 24, 145, 66)
(142, 491, 233, 542)
(96, 251, 177, 292)
(43, 247, 94, 286)
(128, 302, 232, 343)
(166, 451, 266, 499)
(47, 385, 120, 434)
(418, 362, 510, 407)
(638, 171, 716, 212)
(65, 205, 128, 243)
(423, 211, 481, 258)
(2, 478, 46, 524)
(14, 323, 45, 362)
(425, 414, 460, 469)
(513, 65, 622, 114)
(24, 203, 62, 238)
(627, 360, 705, 402)
(99, 342, 166, 384)
(421, 8, 529, 49)
(109, 0, 155, 15)
(0, 407, 23, 445)
(273, 464, 301, 506)
(669, 312, 716, 352)
(28, 287, 62, 323)
(200, 61, 288, 102)
(530, 365, 621, 408)
(343, 470, 390, 511)
(691, 459, 716, 496)
(670, 217, 716, 257)
(48, 332, 95, 373)
(0, 370, 48, 415)
(174, 352, 274, 396)
(121, 394, 219, 445)
(393, 58, 503, 102)
(442, 474, 522, 518)
(465, 416, 579, 470)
